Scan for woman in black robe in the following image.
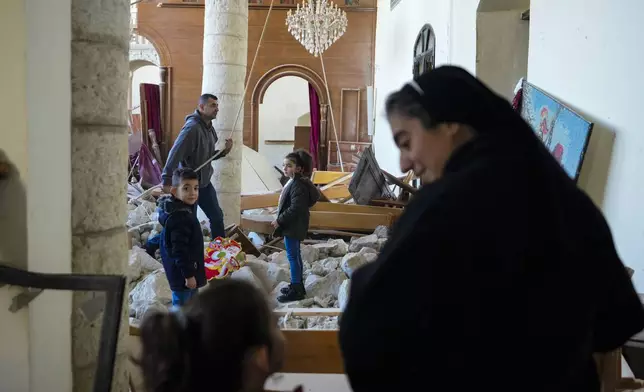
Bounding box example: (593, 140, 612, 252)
(338, 66, 644, 392)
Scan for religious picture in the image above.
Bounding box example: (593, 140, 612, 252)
(520, 81, 593, 182)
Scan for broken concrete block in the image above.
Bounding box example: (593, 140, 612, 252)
(231, 266, 266, 294)
(338, 279, 350, 310)
(304, 270, 347, 299)
(341, 253, 369, 278)
(128, 247, 163, 282)
(373, 225, 389, 239)
(300, 245, 320, 263)
(348, 234, 379, 253)
(129, 269, 172, 312)
(328, 238, 349, 257)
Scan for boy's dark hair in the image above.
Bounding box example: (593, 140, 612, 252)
(136, 280, 274, 392)
(171, 167, 198, 187)
(285, 149, 314, 176)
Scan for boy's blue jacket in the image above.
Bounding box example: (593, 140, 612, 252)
(157, 195, 206, 291)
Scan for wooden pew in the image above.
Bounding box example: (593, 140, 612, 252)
(128, 309, 345, 392)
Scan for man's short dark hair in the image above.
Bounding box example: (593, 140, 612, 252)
(199, 94, 218, 105)
(172, 167, 199, 187)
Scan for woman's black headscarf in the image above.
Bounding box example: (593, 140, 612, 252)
(339, 66, 644, 392)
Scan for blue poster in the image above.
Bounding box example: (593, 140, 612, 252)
(520, 82, 593, 181)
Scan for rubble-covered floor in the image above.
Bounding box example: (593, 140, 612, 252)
(126, 197, 389, 330)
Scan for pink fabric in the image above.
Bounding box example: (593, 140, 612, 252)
(138, 143, 162, 185)
(308, 84, 321, 169)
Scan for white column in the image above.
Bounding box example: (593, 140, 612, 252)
(202, 0, 248, 226)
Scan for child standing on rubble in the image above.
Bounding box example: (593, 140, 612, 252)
(158, 167, 207, 307)
(272, 150, 320, 303)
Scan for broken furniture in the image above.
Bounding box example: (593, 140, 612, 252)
(348, 146, 394, 205)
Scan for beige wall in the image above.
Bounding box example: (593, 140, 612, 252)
(476, 9, 529, 100)
(0, 0, 73, 391)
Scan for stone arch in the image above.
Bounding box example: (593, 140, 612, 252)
(134, 24, 172, 66)
(129, 54, 159, 69)
(250, 64, 328, 153)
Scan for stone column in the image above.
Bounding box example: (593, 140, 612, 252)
(202, 0, 248, 226)
(71, 1, 130, 391)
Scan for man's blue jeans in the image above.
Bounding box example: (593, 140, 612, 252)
(198, 183, 226, 239)
(284, 236, 304, 284)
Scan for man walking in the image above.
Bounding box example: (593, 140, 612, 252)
(162, 94, 232, 239)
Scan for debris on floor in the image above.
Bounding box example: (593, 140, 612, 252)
(126, 146, 419, 330)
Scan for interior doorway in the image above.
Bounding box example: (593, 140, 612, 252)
(258, 75, 321, 172)
(476, 0, 530, 100)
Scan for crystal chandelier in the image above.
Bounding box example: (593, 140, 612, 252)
(286, 0, 348, 57)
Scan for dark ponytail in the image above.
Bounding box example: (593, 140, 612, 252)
(285, 149, 313, 177)
(136, 279, 276, 392)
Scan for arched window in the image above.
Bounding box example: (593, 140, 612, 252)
(413, 24, 435, 78)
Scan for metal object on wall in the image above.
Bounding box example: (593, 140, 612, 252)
(0, 265, 126, 392)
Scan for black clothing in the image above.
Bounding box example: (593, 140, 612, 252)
(158, 195, 207, 291)
(339, 66, 644, 392)
(275, 175, 320, 241)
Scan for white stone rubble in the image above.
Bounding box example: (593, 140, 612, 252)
(126, 199, 389, 330)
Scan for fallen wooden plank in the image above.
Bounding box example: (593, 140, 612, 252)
(241, 191, 280, 210)
(308, 229, 367, 237)
(241, 211, 394, 234)
(320, 172, 353, 190)
(129, 322, 344, 375)
(310, 170, 347, 185)
(279, 330, 343, 374)
(311, 211, 393, 231)
(241, 186, 350, 211)
(370, 199, 407, 208)
(274, 308, 342, 317)
(312, 201, 403, 217)
(322, 185, 351, 200)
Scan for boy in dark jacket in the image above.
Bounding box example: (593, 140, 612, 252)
(158, 167, 207, 307)
(272, 150, 321, 302)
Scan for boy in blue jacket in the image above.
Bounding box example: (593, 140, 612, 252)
(158, 167, 207, 307)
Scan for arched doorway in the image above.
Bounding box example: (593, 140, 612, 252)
(251, 64, 328, 170)
(258, 76, 312, 170)
(413, 24, 436, 78)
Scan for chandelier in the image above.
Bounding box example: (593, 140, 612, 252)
(286, 0, 348, 57)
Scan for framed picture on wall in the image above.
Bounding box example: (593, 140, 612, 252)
(520, 81, 593, 182)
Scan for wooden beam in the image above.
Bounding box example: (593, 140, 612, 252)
(241, 211, 394, 234)
(320, 172, 353, 190)
(311, 211, 393, 231)
(322, 185, 351, 200)
(311, 171, 348, 185)
(130, 322, 344, 375)
(241, 186, 351, 211)
(241, 211, 396, 234)
(280, 330, 343, 374)
(312, 202, 403, 217)
(241, 192, 280, 210)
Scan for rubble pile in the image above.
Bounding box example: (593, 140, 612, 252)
(126, 198, 389, 330)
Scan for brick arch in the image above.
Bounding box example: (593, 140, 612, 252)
(250, 64, 328, 162)
(134, 24, 172, 66)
